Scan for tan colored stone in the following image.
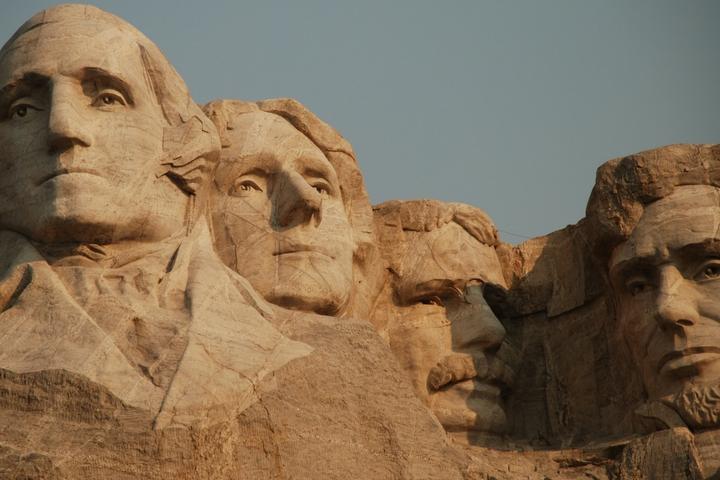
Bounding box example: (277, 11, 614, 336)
(371, 199, 517, 443)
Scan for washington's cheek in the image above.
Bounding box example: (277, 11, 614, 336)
(92, 118, 164, 194)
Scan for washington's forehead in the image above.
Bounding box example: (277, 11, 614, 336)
(1, 22, 145, 81)
(611, 185, 720, 266)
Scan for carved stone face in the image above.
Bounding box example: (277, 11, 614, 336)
(610, 185, 720, 401)
(0, 21, 187, 244)
(212, 112, 355, 315)
(386, 222, 511, 436)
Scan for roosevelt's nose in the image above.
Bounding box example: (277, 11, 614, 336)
(272, 170, 322, 228)
(654, 266, 699, 332)
(47, 81, 93, 154)
(452, 283, 506, 352)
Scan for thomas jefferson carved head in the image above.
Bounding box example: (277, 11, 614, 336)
(588, 144, 720, 429)
(0, 4, 219, 245)
(372, 200, 515, 440)
(204, 99, 375, 316)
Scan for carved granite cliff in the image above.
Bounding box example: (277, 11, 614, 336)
(0, 3, 718, 480)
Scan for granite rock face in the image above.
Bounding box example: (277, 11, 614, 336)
(0, 4, 718, 479)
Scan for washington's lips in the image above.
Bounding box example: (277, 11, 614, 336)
(658, 346, 720, 377)
(272, 242, 334, 259)
(38, 167, 102, 185)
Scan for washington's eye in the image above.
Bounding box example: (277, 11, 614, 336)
(92, 90, 127, 108)
(420, 296, 444, 307)
(696, 261, 720, 281)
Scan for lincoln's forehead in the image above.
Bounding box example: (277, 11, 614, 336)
(610, 185, 720, 268)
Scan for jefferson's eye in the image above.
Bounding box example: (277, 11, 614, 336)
(230, 179, 263, 197)
(312, 183, 330, 196)
(696, 261, 720, 281)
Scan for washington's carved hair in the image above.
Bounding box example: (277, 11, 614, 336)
(0, 4, 220, 198)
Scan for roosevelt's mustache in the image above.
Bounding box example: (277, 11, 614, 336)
(427, 339, 519, 391)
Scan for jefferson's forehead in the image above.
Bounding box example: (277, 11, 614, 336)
(610, 185, 720, 268)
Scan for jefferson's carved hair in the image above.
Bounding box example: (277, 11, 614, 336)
(203, 98, 378, 318)
(0, 4, 220, 198)
(586, 143, 720, 263)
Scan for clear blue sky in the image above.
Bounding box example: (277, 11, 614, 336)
(3, 1, 719, 241)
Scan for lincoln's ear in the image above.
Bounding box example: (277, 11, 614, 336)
(156, 115, 220, 195)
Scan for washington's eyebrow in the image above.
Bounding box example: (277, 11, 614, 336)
(80, 67, 135, 105)
(0, 72, 49, 104)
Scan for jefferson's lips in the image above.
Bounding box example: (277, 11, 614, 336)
(658, 347, 720, 377)
(38, 168, 102, 185)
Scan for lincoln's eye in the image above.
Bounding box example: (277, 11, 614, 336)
(698, 262, 720, 280)
(15, 106, 27, 117)
(102, 95, 115, 105)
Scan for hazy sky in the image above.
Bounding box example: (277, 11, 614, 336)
(3, 1, 719, 241)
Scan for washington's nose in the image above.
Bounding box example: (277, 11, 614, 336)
(654, 266, 699, 331)
(47, 83, 92, 153)
(452, 284, 506, 352)
(273, 170, 322, 228)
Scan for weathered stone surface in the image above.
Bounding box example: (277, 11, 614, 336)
(1, 3, 719, 479)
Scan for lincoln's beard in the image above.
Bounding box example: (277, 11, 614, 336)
(669, 383, 720, 430)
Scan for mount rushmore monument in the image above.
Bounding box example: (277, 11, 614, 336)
(0, 4, 717, 479)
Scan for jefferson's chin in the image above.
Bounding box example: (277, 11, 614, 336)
(268, 261, 351, 315)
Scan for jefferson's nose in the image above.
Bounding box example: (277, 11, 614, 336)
(273, 170, 322, 228)
(452, 284, 506, 352)
(654, 266, 699, 331)
(47, 81, 92, 153)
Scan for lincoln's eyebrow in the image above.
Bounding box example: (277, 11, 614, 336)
(79, 67, 135, 105)
(676, 240, 720, 258)
(610, 255, 658, 278)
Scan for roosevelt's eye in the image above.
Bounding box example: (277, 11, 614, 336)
(92, 90, 127, 108)
(695, 261, 720, 281)
(420, 296, 444, 307)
